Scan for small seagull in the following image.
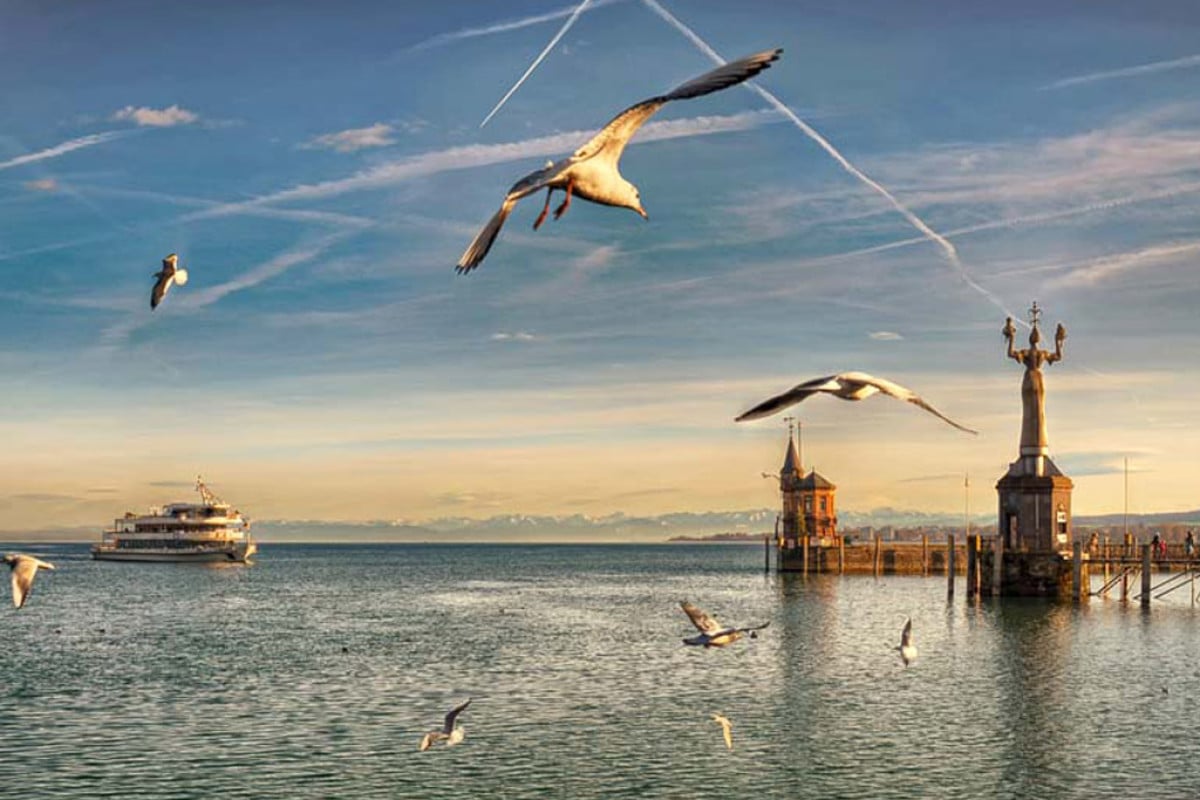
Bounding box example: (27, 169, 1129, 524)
(680, 601, 769, 648)
(711, 713, 734, 750)
(456, 47, 782, 273)
(151, 253, 189, 310)
(419, 698, 471, 752)
(896, 618, 918, 666)
(736, 371, 976, 434)
(4, 553, 56, 609)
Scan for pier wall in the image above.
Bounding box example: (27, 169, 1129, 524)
(777, 540, 968, 575)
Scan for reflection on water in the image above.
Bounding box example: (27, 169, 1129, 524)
(1, 544, 1198, 798)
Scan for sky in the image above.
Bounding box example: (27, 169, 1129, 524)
(2, 0, 1200, 532)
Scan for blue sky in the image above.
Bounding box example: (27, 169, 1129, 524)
(3, 0, 1200, 530)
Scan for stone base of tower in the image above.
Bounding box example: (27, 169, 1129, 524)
(993, 453, 1078, 598)
(981, 549, 1088, 599)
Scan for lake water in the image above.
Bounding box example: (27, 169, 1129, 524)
(2, 543, 1198, 798)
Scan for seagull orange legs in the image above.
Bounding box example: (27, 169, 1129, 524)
(553, 179, 574, 219)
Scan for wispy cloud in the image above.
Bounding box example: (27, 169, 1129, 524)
(302, 123, 396, 153)
(491, 331, 539, 342)
(23, 178, 58, 192)
(0, 131, 126, 172)
(1041, 53, 1200, 90)
(869, 331, 903, 341)
(111, 104, 199, 127)
(480, 0, 593, 128)
(1047, 241, 1200, 289)
(408, 0, 620, 51)
(182, 109, 780, 221)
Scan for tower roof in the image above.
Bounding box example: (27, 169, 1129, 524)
(798, 470, 835, 490)
(781, 433, 802, 477)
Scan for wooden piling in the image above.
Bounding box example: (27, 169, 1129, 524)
(1103, 536, 1110, 582)
(1141, 544, 1152, 607)
(946, 532, 955, 598)
(921, 535, 929, 576)
(991, 534, 1003, 596)
(838, 536, 845, 575)
(966, 534, 979, 598)
(802, 534, 809, 576)
(1072, 540, 1083, 601)
(764, 535, 770, 574)
(873, 534, 882, 577)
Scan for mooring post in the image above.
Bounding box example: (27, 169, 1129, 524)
(1072, 540, 1083, 601)
(838, 536, 845, 575)
(873, 534, 882, 577)
(802, 534, 809, 576)
(966, 534, 978, 598)
(922, 534, 929, 576)
(1141, 544, 1152, 607)
(1103, 536, 1110, 582)
(991, 533, 1003, 596)
(947, 532, 955, 598)
(764, 535, 770, 574)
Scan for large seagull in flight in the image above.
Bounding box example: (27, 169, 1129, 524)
(456, 48, 782, 273)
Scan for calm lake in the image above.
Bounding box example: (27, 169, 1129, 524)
(2, 543, 1198, 798)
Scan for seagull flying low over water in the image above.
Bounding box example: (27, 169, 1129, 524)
(896, 618, 918, 666)
(4, 554, 55, 609)
(151, 253, 189, 310)
(711, 713, 734, 751)
(735, 371, 977, 434)
(419, 698, 471, 752)
(455, 47, 783, 273)
(680, 601, 769, 648)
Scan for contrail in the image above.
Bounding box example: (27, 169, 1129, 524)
(0, 131, 127, 171)
(639, 0, 1014, 318)
(480, 0, 594, 128)
(1041, 52, 1200, 90)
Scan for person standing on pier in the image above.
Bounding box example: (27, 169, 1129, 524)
(1185, 530, 1195, 559)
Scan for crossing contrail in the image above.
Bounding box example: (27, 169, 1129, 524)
(639, 0, 1014, 318)
(480, 0, 594, 128)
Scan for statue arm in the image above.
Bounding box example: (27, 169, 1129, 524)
(1047, 323, 1067, 365)
(1003, 317, 1019, 361)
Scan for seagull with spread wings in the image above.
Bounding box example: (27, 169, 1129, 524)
(4, 554, 55, 609)
(456, 48, 782, 273)
(151, 253, 189, 310)
(680, 601, 768, 648)
(736, 371, 977, 434)
(418, 698, 472, 752)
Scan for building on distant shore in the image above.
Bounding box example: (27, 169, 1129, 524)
(777, 420, 837, 549)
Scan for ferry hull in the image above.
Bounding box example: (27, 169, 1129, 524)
(91, 543, 256, 564)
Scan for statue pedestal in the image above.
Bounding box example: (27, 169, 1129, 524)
(995, 455, 1074, 597)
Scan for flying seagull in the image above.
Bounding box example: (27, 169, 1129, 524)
(711, 713, 734, 751)
(419, 698, 471, 752)
(151, 253, 189, 310)
(456, 47, 782, 273)
(735, 371, 977, 434)
(4, 554, 55, 609)
(896, 618, 917, 666)
(680, 601, 769, 648)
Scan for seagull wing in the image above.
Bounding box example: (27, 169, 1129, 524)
(735, 375, 841, 421)
(712, 715, 734, 750)
(851, 372, 978, 434)
(900, 618, 913, 649)
(571, 48, 782, 168)
(442, 698, 472, 734)
(10, 555, 47, 609)
(456, 162, 564, 273)
(151, 271, 174, 309)
(681, 601, 724, 635)
(733, 620, 770, 634)
(418, 732, 437, 752)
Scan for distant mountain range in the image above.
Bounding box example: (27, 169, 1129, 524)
(7, 507, 1199, 543)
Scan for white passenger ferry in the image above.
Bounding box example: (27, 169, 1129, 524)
(92, 478, 257, 563)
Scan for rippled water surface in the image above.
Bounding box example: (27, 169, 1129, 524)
(2, 543, 1199, 798)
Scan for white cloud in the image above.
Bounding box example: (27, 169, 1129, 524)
(111, 104, 199, 127)
(1047, 241, 1200, 289)
(24, 178, 58, 192)
(491, 331, 538, 342)
(0, 131, 125, 171)
(302, 123, 396, 153)
(869, 331, 903, 341)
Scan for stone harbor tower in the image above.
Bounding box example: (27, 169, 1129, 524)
(995, 302, 1075, 593)
(777, 420, 837, 551)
